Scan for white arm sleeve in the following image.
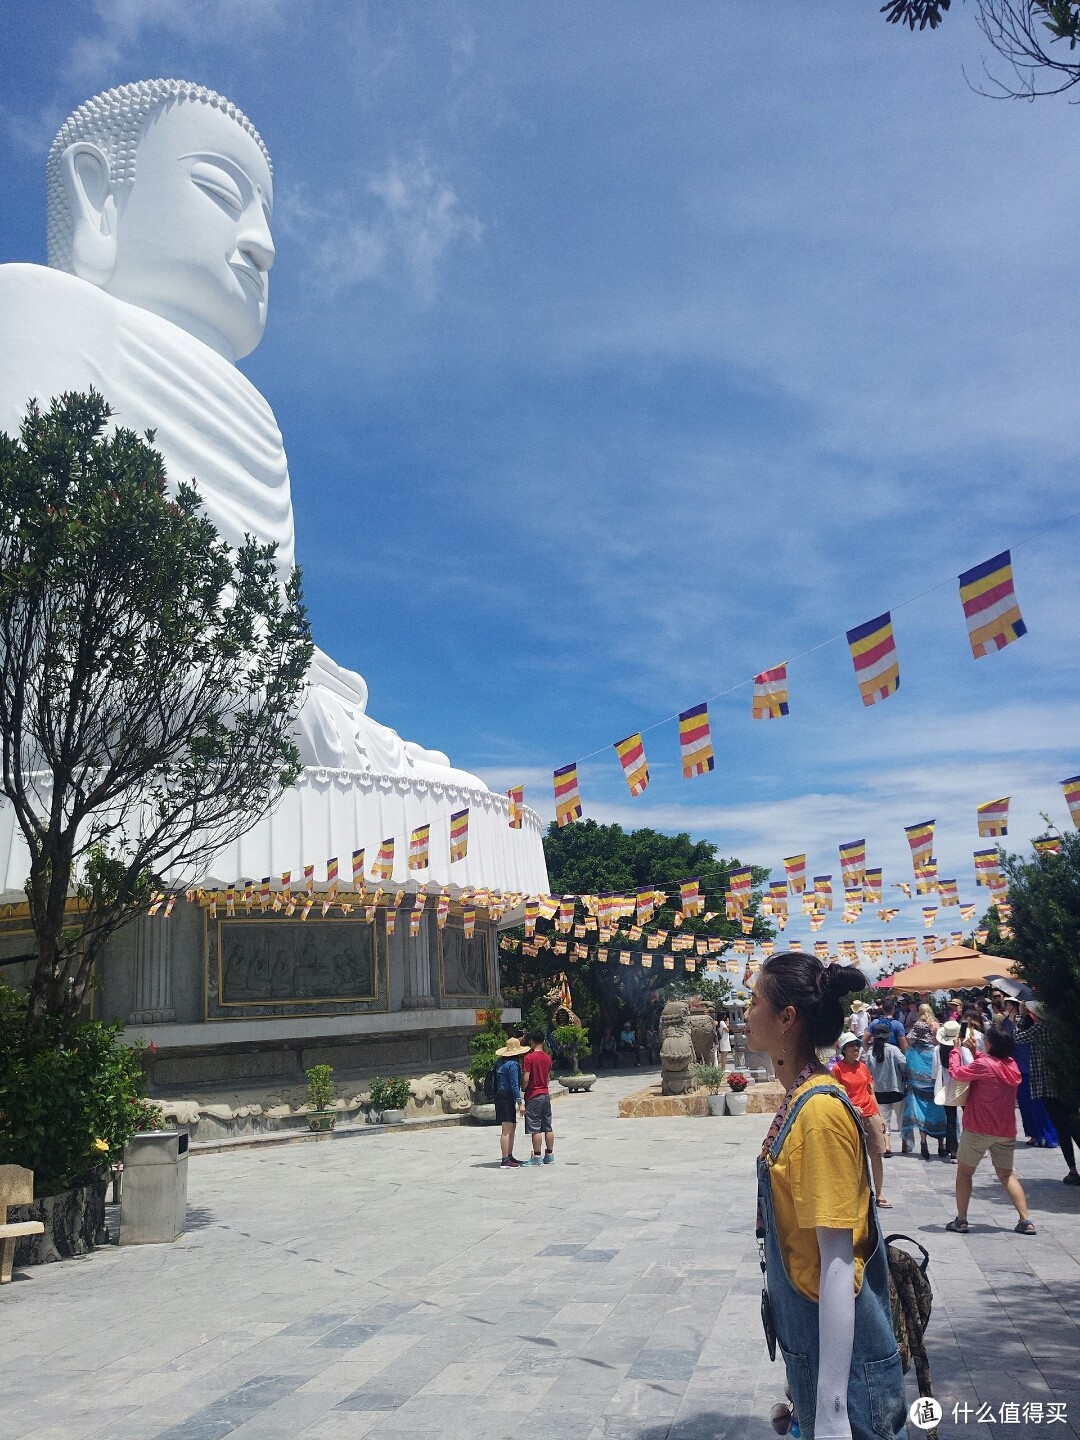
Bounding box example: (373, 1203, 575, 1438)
(814, 1226, 855, 1440)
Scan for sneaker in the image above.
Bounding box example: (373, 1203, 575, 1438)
(501, 1157, 524, 1168)
(543, 1153, 555, 1165)
(1063, 1172, 1080, 1186)
(530, 1155, 543, 1166)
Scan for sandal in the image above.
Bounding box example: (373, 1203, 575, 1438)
(876, 1197, 893, 1208)
(945, 1217, 969, 1233)
(1015, 1218, 1037, 1235)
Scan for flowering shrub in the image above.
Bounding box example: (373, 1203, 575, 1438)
(0, 983, 160, 1195)
(726, 1071, 749, 1093)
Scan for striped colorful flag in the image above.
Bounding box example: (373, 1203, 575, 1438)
(814, 875, 833, 911)
(729, 866, 753, 906)
(373, 838, 395, 881)
(974, 847, 1000, 886)
(915, 861, 938, 894)
(905, 820, 935, 871)
(839, 839, 866, 889)
(922, 906, 937, 929)
(863, 868, 883, 903)
(846, 612, 900, 706)
(974, 926, 989, 946)
(937, 879, 959, 908)
(351, 849, 365, 888)
(752, 664, 789, 720)
(449, 808, 469, 863)
(303, 865, 315, 895)
(463, 907, 476, 940)
(977, 797, 1010, 838)
(613, 732, 650, 796)
(784, 854, 807, 895)
(554, 763, 583, 827)
(1034, 835, 1062, 856)
(326, 857, 339, 887)
(680, 879, 704, 917)
(259, 877, 271, 912)
(814, 940, 830, 960)
(678, 703, 714, 778)
(958, 550, 1026, 658)
(436, 891, 450, 929)
(1062, 775, 1080, 829)
(507, 785, 524, 829)
(408, 825, 430, 872)
(959, 903, 976, 921)
(410, 896, 425, 937)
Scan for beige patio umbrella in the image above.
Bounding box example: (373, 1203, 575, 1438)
(879, 943, 1020, 992)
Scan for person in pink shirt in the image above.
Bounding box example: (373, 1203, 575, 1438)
(945, 1023, 1035, 1235)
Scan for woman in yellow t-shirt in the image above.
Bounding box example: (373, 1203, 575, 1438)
(745, 952, 905, 1440)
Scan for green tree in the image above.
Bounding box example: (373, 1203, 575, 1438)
(881, 2, 1080, 100)
(501, 821, 762, 1033)
(992, 833, 1080, 1108)
(0, 392, 313, 1030)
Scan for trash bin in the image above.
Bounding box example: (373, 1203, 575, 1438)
(119, 1130, 188, 1245)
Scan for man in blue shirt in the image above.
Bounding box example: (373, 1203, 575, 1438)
(493, 1037, 528, 1169)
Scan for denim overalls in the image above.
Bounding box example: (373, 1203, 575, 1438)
(756, 1083, 907, 1440)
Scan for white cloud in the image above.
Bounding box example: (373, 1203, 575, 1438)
(278, 155, 483, 303)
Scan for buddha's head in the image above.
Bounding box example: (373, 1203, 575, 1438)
(47, 80, 274, 363)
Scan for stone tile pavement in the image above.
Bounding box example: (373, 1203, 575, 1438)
(1, 1071, 1078, 1439)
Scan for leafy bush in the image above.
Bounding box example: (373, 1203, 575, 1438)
(0, 983, 160, 1195)
(692, 1062, 726, 1094)
(368, 1076, 411, 1112)
(468, 1008, 507, 1083)
(305, 1064, 335, 1111)
(552, 1024, 590, 1075)
(523, 997, 549, 1036)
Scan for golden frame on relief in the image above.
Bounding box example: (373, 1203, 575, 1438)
(210, 914, 382, 1012)
(437, 918, 493, 1000)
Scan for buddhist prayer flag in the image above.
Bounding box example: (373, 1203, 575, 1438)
(977, 797, 1010, 838)
(1034, 835, 1062, 856)
(558, 897, 575, 932)
(973, 846, 1000, 887)
(922, 906, 937, 929)
(813, 875, 833, 911)
(507, 785, 524, 829)
(449, 808, 469, 863)
(974, 927, 989, 946)
(915, 861, 938, 894)
(303, 864, 314, 895)
(752, 664, 789, 720)
(959, 550, 1026, 658)
(326, 857, 339, 887)
(260, 877, 271, 912)
(938, 879, 959, 908)
(784, 854, 807, 895)
(463, 907, 476, 940)
(554, 763, 583, 827)
(614, 732, 650, 796)
(729, 867, 753, 906)
(680, 879, 704, 917)
(839, 839, 866, 888)
(373, 839, 394, 881)
(410, 896, 426, 937)
(408, 825, 430, 872)
(678, 703, 715, 778)
(905, 821, 935, 871)
(846, 611, 900, 706)
(436, 892, 450, 929)
(863, 868, 883, 903)
(959, 903, 977, 920)
(226, 887, 236, 917)
(1062, 776, 1080, 829)
(351, 849, 365, 888)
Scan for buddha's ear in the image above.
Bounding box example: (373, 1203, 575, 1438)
(60, 142, 117, 285)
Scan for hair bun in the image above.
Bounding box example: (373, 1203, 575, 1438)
(820, 961, 869, 999)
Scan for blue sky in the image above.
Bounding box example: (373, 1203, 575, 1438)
(3, 1, 1079, 947)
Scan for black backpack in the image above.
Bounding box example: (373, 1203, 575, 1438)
(483, 1065, 498, 1101)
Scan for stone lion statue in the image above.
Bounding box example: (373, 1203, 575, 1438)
(687, 997, 718, 1067)
(659, 1000, 695, 1095)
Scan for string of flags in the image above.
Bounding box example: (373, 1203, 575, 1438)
(502, 546, 1040, 825)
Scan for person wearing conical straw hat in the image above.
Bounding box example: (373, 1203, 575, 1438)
(493, 1037, 529, 1169)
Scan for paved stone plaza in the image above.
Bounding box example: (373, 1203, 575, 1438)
(2, 1071, 1079, 1440)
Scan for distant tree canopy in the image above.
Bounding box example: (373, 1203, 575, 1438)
(500, 821, 769, 1036)
(881, 1, 1080, 99)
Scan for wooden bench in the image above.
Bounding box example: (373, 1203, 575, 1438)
(0, 1165, 45, 1283)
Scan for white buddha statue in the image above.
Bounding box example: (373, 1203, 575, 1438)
(0, 79, 484, 789)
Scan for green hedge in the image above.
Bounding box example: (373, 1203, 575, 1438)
(0, 984, 161, 1195)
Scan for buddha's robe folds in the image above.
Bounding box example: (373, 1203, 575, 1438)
(0, 264, 485, 787)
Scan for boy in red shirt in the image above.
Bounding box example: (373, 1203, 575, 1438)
(834, 1032, 891, 1208)
(522, 1030, 555, 1165)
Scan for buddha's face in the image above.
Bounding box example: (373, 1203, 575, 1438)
(107, 102, 274, 361)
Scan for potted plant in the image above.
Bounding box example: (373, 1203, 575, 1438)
(305, 1064, 337, 1132)
(692, 1062, 727, 1116)
(369, 1076, 411, 1125)
(725, 1069, 750, 1116)
(552, 1025, 596, 1092)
